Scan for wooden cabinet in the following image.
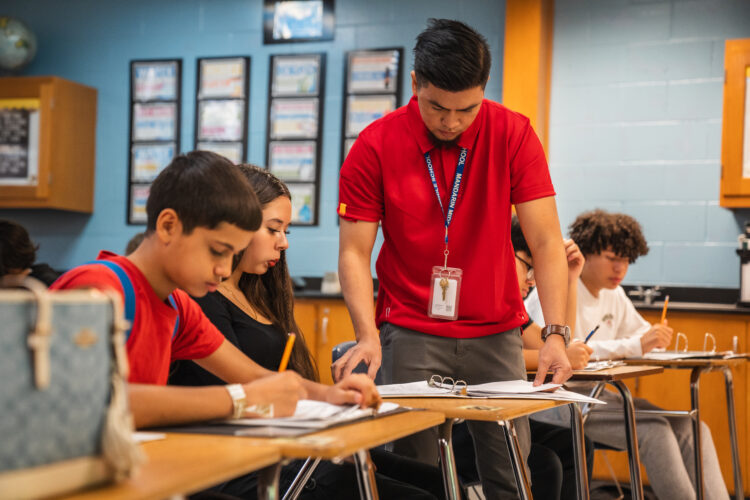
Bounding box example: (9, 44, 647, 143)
(294, 298, 357, 385)
(593, 310, 749, 496)
(720, 38, 750, 207)
(0, 76, 97, 212)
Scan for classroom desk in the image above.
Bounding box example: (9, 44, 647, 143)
(623, 357, 747, 500)
(59, 433, 281, 500)
(383, 397, 588, 500)
(271, 409, 446, 500)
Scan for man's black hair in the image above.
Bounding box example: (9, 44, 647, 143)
(0, 220, 37, 275)
(569, 209, 649, 264)
(146, 150, 262, 234)
(413, 18, 491, 91)
(511, 215, 531, 256)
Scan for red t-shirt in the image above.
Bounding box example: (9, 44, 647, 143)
(50, 251, 225, 384)
(338, 96, 555, 338)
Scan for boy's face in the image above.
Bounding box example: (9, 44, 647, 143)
(581, 247, 630, 292)
(238, 196, 291, 275)
(165, 221, 254, 297)
(411, 71, 484, 142)
(514, 251, 535, 299)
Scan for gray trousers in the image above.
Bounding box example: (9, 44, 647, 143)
(380, 322, 531, 500)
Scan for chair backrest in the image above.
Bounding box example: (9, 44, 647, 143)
(331, 340, 382, 384)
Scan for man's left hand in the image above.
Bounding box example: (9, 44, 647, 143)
(534, 335, 572, 385)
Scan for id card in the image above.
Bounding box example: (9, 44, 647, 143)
(428, 266, 463, 320)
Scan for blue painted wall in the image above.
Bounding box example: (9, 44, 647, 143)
(0, 0, 505, 277)
(549, 0, 750, 287)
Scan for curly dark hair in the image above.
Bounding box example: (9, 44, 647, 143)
(0, 220, 37, 275)
(569, 210, 648, 264)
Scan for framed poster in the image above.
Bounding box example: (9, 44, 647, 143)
(347, 49, 401, 93)
(132, 102, 178, 141)
(343, 138, 356, 161)
(268, 140, 316, 181)
(269, 98, 319, 139)
(132, 60, 179, 101)
(263, 0, 334, 44)
(288, 182, 316, 224)
(198, 57, 248, 99)
(271, 54, 321, 96)
(129, 184, 151, 224)
(130, 143, 176, 182)
(345, 95, 397, 137)
(197, 142, 244, 164)
(0, 105, 39, 186)
(197, 99, 245, 141)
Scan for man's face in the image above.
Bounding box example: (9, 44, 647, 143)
(164, 221, 254, 297)
(411, 71, 484, 142)
(581, 248, 630, 291)
(514, 251, 535, 299)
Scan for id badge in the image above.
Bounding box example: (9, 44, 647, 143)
(428, 266, 463, 320)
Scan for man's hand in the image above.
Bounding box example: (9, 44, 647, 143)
(640, 322, 674, 353)
(326, 373, 382, 409)
(566, 340, 593, 370)
(564, 239, 585, 282)
(534, 335, 573, 385)
(331, 336, 382, 382)
(243, 371, 307, 418)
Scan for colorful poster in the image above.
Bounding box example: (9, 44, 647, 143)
(288, 183, 315, 224)
(198, 100, 245, 141)
(272, 1, 324, 40)
(130, 184, 150, 224)
(131, 143, 176, 182)
(348, 50, 399, 93)
(270, 98, 318, 139)
(272, 56, 320, 96)
(268, 141, 316, 181)
(197, 142, 244, 164)
(199, 58, 247, 99)
(346, 95, 396, 137)
(133, 102, 177, 141)
(133, 61, 179, 101)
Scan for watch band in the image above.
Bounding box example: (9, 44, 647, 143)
(225, 383, 247, 419)
(541, 324, 570, 346)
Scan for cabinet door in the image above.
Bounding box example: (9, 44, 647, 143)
(293, 299, 318, 366)
(720, 39, 750, 206)
(314, 300, 357, 385)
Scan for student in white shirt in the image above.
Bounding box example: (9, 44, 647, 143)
(526, 209, 728, 500)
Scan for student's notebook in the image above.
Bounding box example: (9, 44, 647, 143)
(378, 376, 604, 404)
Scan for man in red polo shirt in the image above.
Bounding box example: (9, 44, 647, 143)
(333, 19, 572, 498)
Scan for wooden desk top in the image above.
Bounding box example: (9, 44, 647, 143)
(623, 357, 747, 369)
(273, 409, 445, 459)
(383, 397, 569, 422)
(566, 364, 664, 381)
(62, 433, 280, 500)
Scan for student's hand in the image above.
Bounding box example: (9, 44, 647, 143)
(331, 336, 382, 382)
(564, 239, 585, 282)
(534, 335, 573, 385)
(243, 371, 307, 418)
(566, 340, 593, 370)
(640, 322, 673, 353)
(326, 373, 382, 409)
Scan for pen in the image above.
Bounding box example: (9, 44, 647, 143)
(278, 333, 296, 371)
(584, 325, 600, 344)
(660, 295, 670, 324)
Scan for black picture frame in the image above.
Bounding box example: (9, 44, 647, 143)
(263, 0, 334, 45)
(127, 58, 182, 225)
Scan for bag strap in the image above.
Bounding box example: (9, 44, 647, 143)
(85, 260, 180, 341)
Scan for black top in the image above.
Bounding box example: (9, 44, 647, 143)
(169, 291, 290, 387)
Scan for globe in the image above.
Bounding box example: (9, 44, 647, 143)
(0, 16, 37, 71)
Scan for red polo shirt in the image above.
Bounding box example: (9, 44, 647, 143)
(338, 96, 555, 338)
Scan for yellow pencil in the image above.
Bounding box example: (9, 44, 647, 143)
(278, 333, 296, 371)
(660, 295, 670, 324)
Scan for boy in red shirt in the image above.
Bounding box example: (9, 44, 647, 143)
(52, 151, 379, 429)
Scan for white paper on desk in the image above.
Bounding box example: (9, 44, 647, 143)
(224, 400, 400, 429)
(378, 381, 466, 397)
(467, 380, 561, 395)
(580, 360, 624, 372)
(640, 351, 725, 360)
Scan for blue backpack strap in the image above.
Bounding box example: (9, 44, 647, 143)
(85, 260, 135, 341)
(167, 294, 180, 339)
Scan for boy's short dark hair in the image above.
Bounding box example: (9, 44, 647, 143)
(146, 151, 262, 234)
(511, 215, 531, 256)
(414, 18, 491, 91)
(0, 220, 37, 275)
(569, 209, 649, 264)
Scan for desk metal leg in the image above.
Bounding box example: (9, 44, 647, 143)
(569, 403, 590, 500)
(722, 367, 744, 500)
(690, 368, 705, 500)
(282, 457, 321, 500)
(258, 463, 282, 500)
(353, 450, 379, 500)
(609, 380, 643, 500)
(582, 382, 606, 424)
(500, 420, 532, 500)
(437, 419, 462, 500)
